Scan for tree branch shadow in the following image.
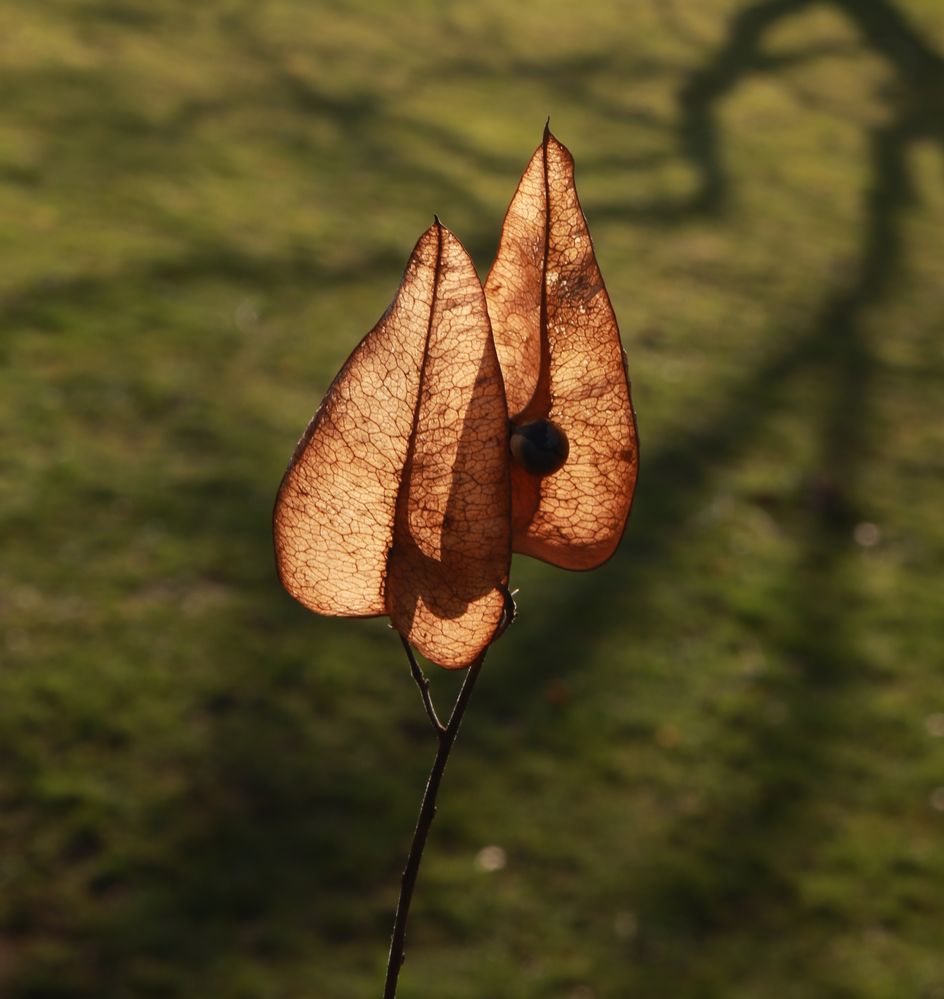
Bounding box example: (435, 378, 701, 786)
(484, 0, 944, 978)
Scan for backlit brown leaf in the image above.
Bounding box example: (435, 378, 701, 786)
(274, 220, 510, 668)
(485, 126, 638, 570)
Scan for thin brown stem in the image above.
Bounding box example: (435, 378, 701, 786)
(383, 590, 516, 998)
(382, 648, 487, 999)
(401, 634, 445, 735)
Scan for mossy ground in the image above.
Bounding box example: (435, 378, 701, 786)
(2, 1, 943, 996)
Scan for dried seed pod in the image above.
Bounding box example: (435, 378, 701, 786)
(274, 220, 511, 668)
(486, 125, 638, 570)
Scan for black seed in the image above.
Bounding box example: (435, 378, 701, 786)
(510, 420, 569, 477)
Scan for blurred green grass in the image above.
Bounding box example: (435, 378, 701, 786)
(2, 0, 944, 996)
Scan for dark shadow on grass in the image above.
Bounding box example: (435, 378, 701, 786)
(481, 0, 944, 976)
(0, 243, 406, 336)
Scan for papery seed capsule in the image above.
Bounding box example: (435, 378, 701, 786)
(510, 419, 569, 477)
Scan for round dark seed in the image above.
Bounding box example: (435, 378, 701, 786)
(510, 419, 570, 477)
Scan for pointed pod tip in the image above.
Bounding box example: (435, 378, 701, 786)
(421, 215, 446, 246)
(542, 118, 566, 155)
(431, 217, 468, 253)
(542, 126, 571, 166)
